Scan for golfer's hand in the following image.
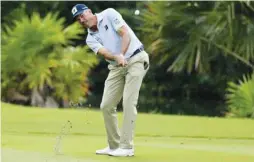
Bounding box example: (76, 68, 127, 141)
(114, 54, 127, 66)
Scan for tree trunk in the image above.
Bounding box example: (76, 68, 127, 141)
(45, 96, 59, 108)
(7, 88, 29, 103)
(31, 88, 45, 107)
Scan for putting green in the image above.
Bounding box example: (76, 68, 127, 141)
(2, 103, 254, 162)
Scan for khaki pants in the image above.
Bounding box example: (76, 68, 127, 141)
(100, 51, 149, 149)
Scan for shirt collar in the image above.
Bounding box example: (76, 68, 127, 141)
(87, 13, 104, 34)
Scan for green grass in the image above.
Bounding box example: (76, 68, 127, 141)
(2, 102, 254, 162)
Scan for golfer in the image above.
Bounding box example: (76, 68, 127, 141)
(71, 4, 149, 157)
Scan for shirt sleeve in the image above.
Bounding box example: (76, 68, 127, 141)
(86, 34, 103, 54)
(107, 8, 125, 32)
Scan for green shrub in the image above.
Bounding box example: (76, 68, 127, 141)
(226, 73, 254, 118)
(1, 10, 98, 105)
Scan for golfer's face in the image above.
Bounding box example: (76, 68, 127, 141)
(76, 10, 92, 28)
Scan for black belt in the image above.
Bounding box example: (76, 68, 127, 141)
(130, 46, 144, 58)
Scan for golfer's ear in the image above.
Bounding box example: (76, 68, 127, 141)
(117, 25, 129, 37)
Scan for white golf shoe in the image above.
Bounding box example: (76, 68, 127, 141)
(95, 147, 116, 155)
(108, 148, 134, 157)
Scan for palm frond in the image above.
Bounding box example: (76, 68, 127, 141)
(139, 1, 254, 73)
(226, 73, 254, 118)
(2, 8, 98, 104)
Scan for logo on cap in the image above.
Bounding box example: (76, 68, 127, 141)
(71, 4, 88, 18)
(72, 7, 78, 15)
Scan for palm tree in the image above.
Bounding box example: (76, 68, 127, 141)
(139, 1, 254, 73)
(2, 9, 98, 107)
(138, 1, 254, 116)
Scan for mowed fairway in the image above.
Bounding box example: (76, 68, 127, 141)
(2, 102, 254, 162)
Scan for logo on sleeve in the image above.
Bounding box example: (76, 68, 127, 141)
(114, 18, 120, 25)
(94, 36, 103, 44)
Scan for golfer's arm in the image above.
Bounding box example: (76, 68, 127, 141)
(97, 25, 130, 59)
(97, 47, 117, 61)
(117, 25, 130, 56)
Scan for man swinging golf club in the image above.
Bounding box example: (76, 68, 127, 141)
(71, 4, 149, 157)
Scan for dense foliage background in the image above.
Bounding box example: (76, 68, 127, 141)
(1, 1, 253, 118)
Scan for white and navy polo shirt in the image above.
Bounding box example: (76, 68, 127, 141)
(86, 8, 143, 64)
